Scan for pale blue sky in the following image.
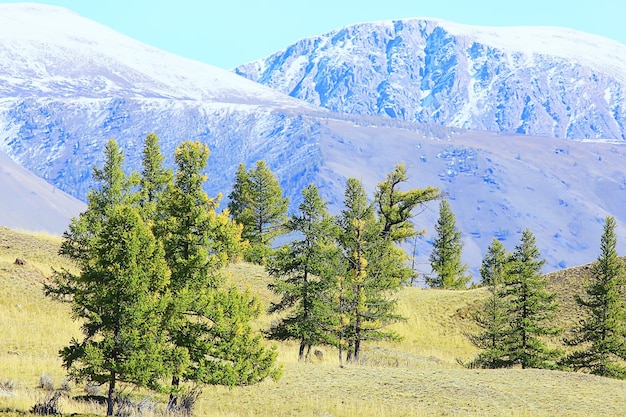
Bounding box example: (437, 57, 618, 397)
(2, 1, 625, 69)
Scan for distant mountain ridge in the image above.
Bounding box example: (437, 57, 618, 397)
(0, 150, 84, 234)
(235, 18, 626, 140)
(2, 4, 626, 273)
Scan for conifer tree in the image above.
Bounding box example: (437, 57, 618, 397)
(561, 216, 626, 378)
(159, 142, 279, 403)
(136, 133, 173, 219)
(334, 167, 436, 363)
(469, 238, 511, 368)
(505, 229, 562, 369)
(46, 142, 170, 416)
(375, 163, 440, 242)
(335, 178, 378, 363)
(266, 184, 339, 361)
(479, 238, 508, 287)
(227, 160, 288, 263)
(227, 163, 251, 221)
(428, 199, 470, 289)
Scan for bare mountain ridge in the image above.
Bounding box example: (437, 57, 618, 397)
(0, 149, 84, 234)
(1, 4, 626, 273)
(235, 18, 626, 140)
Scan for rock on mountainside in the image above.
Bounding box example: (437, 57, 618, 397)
(2, 4, 626, 274)
(235, 19, 626, 140)
(0, 150, 85, 234)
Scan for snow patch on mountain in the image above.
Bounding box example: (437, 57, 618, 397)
(0, 3, 314, 108)
(235, 18, 626, 140)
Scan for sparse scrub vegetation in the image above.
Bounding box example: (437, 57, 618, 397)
(31, 391, 62, 415)
(5, 226, 626, 416)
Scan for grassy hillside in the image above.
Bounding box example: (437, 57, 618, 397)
(1, 227, 626, 416)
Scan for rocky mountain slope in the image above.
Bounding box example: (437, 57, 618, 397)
(1, 4, 626, 274)
(235, 18, 626, 140)
(0, 150, 84, 234)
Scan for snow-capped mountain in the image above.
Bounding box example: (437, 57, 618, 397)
(0, 3, 313, 106)
(0, 3, 324, 199)
(2, 4, 626, 276)
(235, 19, 626, 140)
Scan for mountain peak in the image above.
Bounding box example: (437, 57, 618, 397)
(235, 18, 626, 140)
(308, 18, 626, 79)
(0, 3, 310, 108)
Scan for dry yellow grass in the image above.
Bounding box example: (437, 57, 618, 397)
(2, 227, 626, 416)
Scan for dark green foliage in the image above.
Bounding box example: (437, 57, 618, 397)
(479, 238, 508, 287)
(504, 229, 562, 369)
(158, 142, 279, 400)
(227, 161, 288, 264)
(266, 184, 339, 361)
(47, 138, 280, 415)
(46, 142, 170, 416)
(468, 238, 511, 368)
(561, 216, 626, 378)
(469, 231, 562, 370)
(135, 132, 173, 219)
(334, 166, 439, 363)
(428, 199, 470, 289)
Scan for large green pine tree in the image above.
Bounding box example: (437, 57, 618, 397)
(46, 141, 170, 416)
(227, 160, 289, 263)
(428, 199, 470, 289)
(60, 140, 131, 263)
(561, 216, 626, 378)
(266, 184, 339, 361)
(469, 238, 511, 368)
(159, 142, 279, 403)
(505, 229, 562, 369)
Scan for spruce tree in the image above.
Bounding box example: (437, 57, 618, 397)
(136, 132, 173, 219)
(227, 160, 288, 264)
(562, 216, 626, 378)
(505, 229, 562, 369)
(227, 163, 251, 222)
(46, 142, 170, 416)
(159, 142, 279, 403)
(480, 238, 508, 287)
(469, 238, 511, 368)
(266, 184, 339, 361)
(428, 199, 470, 289)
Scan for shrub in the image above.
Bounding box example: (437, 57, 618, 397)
(0, 378, 16, 396)
(31, 391, 62, 415)
(59, 379, 72, 393)
(38, 374, 54, 391)
(167, 388, 201, 417)
(85, 382, 100, 396)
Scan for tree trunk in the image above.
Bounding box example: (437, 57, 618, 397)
(298, 338, 306, 362)
(346, 340, 354, 363)
(338, 331, 344, 368)
(107, 372, 116, 416)
(169, 375, 180, 406)
(354, 337, 361, 363)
